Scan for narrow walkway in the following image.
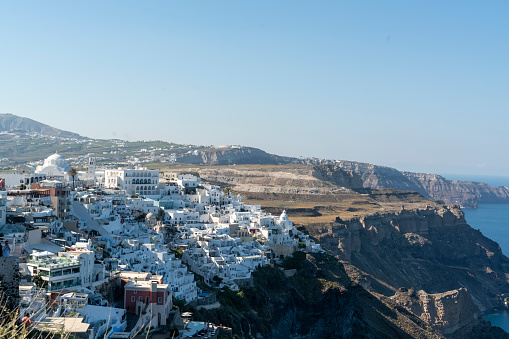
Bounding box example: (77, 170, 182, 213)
(196, 301, 221, 310)
(72, 201, 112, 241)
(125, 312, 140, 333)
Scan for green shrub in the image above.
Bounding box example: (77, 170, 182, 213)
(282, 251, 306, 270)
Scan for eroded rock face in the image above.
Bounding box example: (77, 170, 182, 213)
(197, 254, 447, 339)
(392, 288, 482, 337)
(177, 148, 509, 207)
(303, 206, 509, 314)
(311, 164, 364, 190)
(335, 160, 509, 207)
(308, 206, 465, 261)
(196, 164, 364, 193)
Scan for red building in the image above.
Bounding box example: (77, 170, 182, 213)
(124, 280, 172, 327)
(31, 180, 70, 220)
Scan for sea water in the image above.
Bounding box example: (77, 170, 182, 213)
(455, 175, 509, 332)
(464, 203, 509, 332)
(463, 203, 509, 257)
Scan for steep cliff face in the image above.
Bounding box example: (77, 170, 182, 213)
(403, 172, 509, 206)
(336, 161, 509, 207)
(176, 147, 509, 207)
(297, 206, 509, 337)
(195, 164, 364, 194)
(391, 288, 487, 338)
(195, 253, 447, 338)
(302, 206, 509, 314)
(311, 164, 364, 190)
(336, 161, 424, 193)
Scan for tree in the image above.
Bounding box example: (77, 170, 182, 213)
(33, 274, 47, 289)
(67, 168, 78, 190)
(157, 209, 165, 221)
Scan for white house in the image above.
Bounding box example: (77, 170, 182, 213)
(104, 168, 161, 196)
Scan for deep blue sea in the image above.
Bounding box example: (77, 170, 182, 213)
(454, 175, 509, 332)
(463, 204, 509, 331)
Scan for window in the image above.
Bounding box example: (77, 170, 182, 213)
(158, 297, 162, 303)
(139, 296, 142, 301)
(134, 290, 137, 294)
(131, 296, 135, 302)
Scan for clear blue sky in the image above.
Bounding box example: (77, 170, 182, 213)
(1, 1, 508, 176)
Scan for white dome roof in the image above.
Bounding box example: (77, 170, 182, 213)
(36, 153, 70, 176)
(43, 153, 68, 167)
(46, 153, 65, 161)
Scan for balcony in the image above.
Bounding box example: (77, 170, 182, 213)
(28, 257, 81, 270)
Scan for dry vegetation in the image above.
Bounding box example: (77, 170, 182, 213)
(154, 164, 437, 225)
(240, 190, 435, 224)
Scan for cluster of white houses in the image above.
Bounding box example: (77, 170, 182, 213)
(0, 153, 322, 338)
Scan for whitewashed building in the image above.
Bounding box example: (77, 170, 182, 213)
(104, 168, 161, 196)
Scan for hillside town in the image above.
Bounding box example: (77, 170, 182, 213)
(0, 153, 322, 339)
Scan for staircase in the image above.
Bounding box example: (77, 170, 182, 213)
(125, 312, 140, 333)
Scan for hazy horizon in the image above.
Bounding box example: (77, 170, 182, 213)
(2, 1, 508, 176)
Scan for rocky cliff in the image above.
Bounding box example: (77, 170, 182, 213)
(403, 172, 509, 207)
(195, 164, 364, 194)
(193, 252, 506, 338)
(195, 253, 447, 338)
(312, 164, 365, 190)
(300, 205, 509, 336)
(336, 161, 509, 207)
(392, 288, 483, 338)
(179, 150, 509, 207)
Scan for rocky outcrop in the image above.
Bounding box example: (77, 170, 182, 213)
(392, 288, 483, 337)
(403, 172, 509, 207)
(181, 151, 509, 207)
(195, 164, 364, 194)
(196, 253, 446, 338)
(299, 206, 509, 337)
(335, 160, 509, 207)
(311, 164, 364, 190)
(302, 206, 509, 314)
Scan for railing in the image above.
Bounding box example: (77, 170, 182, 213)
(49, 280, 79, 291)
(27, 259, 80, 269)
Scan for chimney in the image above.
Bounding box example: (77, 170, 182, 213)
(151, 281, 157, 303)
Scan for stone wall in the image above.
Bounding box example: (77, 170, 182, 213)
(270, 244, 296, 258)
(0, 257, 20, 311)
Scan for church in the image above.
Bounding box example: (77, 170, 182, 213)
(35, 153, 71, 178)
